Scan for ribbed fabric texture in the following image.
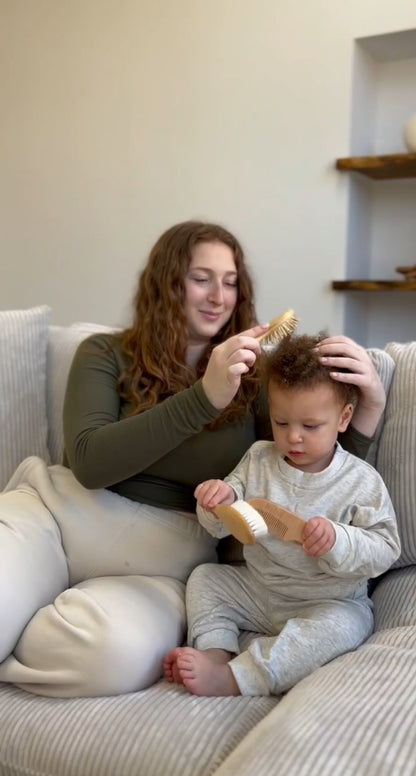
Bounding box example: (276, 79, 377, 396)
(0, 681, 276, 776)
(373, 565, 416, 631)
(376, 342, 416, 566)
(216, 575, 416, 776)
(0, 306, 50, 489)
(366, 348, 396, 466)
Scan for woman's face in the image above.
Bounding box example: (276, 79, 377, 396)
(184, 241, 238, 346)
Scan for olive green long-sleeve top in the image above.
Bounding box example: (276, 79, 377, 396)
(63, 334, 373, 513)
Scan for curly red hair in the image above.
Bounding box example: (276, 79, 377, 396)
(116, 221, 260, 423)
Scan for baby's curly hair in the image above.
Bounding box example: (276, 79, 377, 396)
(262, 333, 359, 407)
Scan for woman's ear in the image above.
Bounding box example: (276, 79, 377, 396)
(338, 403, 354, 432)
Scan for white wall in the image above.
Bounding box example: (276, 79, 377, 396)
(1, 0, 415, 343)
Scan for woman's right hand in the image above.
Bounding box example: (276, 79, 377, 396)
(202, 324, 269, 409)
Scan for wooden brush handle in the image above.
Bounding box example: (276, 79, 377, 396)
(213, 504, 257, 545)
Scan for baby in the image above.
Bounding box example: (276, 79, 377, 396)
(164, 334, 400, 696)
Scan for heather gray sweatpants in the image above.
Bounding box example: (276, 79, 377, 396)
(186, 563, 374, 696)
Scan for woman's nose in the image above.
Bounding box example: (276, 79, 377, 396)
(208, 282, 224, 304)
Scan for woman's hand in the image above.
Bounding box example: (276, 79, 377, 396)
(202, 324, 269, 409)
(316, 335, 385, 437)
(194, 479, 235, 511)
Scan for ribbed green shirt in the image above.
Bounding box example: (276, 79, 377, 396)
(63, 334, 373, 513)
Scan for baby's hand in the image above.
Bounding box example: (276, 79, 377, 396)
(302, 517, 335, 557)
(194, 479, 234, 511)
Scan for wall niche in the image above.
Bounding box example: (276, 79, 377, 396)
(336, 28, 416, 348)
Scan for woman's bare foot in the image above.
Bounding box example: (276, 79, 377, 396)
(176, 647, 240, 696)
(163, 648, 184, 684)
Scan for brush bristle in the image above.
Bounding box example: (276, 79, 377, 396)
(258, 309, 299, 353)
(233, 501, 268, 537)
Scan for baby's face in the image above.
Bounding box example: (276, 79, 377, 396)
(268, 382, 353, 473)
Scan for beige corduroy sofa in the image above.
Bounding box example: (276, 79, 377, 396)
(1, 305, 416, 776)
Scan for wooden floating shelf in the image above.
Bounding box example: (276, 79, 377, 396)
(336, 153, 416, 180)
(332, 280, 416, 291)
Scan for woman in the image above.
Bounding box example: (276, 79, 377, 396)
(0, 221, 385, 697)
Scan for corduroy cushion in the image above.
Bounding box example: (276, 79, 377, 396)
(376, 342, 416, 567)
(215, 611, 416, 776)
(0, 680, 277, 776)
(0, 306, 50, 489)
(366, 348, 396, 467)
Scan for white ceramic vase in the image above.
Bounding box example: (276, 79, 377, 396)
(403, 113, 416, 152)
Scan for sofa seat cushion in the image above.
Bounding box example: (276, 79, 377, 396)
(376, 342, 416, 567)
(215, 610, 416, 776)
(0, 680, 276, 776)
(0, 306, 50, 490)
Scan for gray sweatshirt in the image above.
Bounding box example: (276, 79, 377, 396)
(197, 441, 401, 603)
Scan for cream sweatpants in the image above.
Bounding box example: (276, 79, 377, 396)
(0, 457, 217, 697)
(186, 563, 374, 696)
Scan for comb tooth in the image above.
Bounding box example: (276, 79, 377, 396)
(248, 498, 305, 543)
(269, 520, 287, 539)
(261, 509, 288, 538)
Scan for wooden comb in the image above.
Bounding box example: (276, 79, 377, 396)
(248, 498, 306, 542)
(213, 499, 305, 545)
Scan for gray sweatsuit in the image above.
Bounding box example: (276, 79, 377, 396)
(189, 441, 401, 696)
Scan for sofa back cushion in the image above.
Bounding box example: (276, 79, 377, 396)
(0, 306, 50, 490)
(366, 348, 396, 467)
(376, 342, 416, 568)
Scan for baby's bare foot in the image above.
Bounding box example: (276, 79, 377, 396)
(176, 647, 240, 696)
(163, 648, 184, 684)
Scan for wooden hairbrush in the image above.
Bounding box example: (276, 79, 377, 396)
(257, 309, 299, 353)
(213, 499, 305, 545)
(213, 501, 268, 545)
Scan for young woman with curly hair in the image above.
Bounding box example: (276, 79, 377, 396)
(0, 221, 386, 697)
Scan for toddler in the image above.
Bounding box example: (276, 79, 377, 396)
(164, 334, 400, 696)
